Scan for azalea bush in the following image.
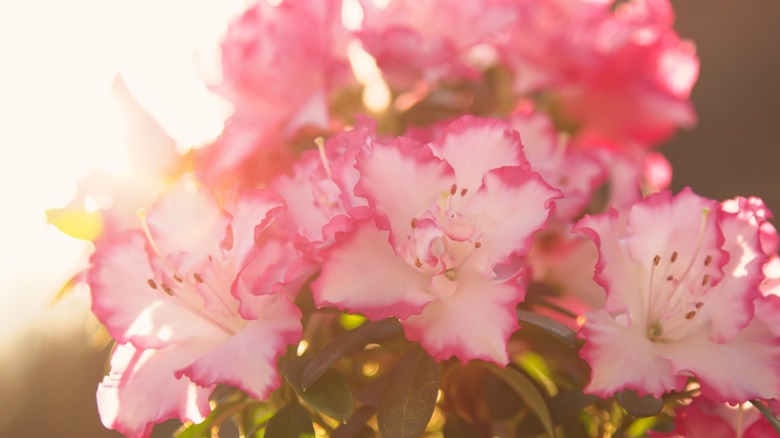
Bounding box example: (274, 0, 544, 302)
(49, 0, 780, 436)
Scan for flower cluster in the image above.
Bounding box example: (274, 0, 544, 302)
(50, 0, 780, 436)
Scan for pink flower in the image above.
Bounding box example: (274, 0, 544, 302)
(358, 0, 517, 89)
(89, 178, 302, 437)
(507, 106, 606, 220)
(312, 116, 560, 364)
(500, 0, 698, 148)
(196, 0, 353, 188)
(653, 397, 777, 438)
(574, 189, 780, 403)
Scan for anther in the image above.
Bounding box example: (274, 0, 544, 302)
(702, 274, 710, 286)
(474, 241, 482, 248)
(695, 301, 704, 309)
(173, 274, 183, 283)
(415, 258, 423, 268)
(147, 279, 157, 289)
(161, 284, 174, 296)
(653, 255, 661, 266)
(208, 255, 213, 262)
(444, 268, 456, 281)
(193, 273, 204, 283)
(666, 275, 674, 281)
(450, 184, 457, 195)
(685, 311, 696, 320)
(704, 255, 712, 266)
(411, 218, 418, 229)
(671, 251, 679, 263)
(460, 188, 468, 196)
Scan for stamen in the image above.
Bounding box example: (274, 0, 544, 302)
(685, 311, 696, 320)
(147, 279, 157, 289)
(415, 258, 423, 268)
(653, 255, 661, 266)
(666, 208, 712, 303)
(671, 251, 678, 263)
(173, 274, 183, 283)
(704, 255, 712, 266)
(474, 241, 482, 248)
(460, 188, 468, 196)
(193, 273, 204, 283)
(701, 274, 710, 286)
(450, 184, 457, 196)
(161, 284, 175, 296)
(411, 218, 418, 229)
(695, 301, 704, 309)
(444, 268, 456, 281)
(315, 137, 332, 179)
(666, 275, 674, 281)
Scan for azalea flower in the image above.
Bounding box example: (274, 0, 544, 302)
(575, 189, 780, 403)
(313, 116, 560, 364)
(89, 178, 302, 437)
(653, 397, 777, 438)
(196, 0, 353, 188)
(499, 0, 699, 148)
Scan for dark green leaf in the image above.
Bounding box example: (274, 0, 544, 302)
(617, 390, 663, 418)
(265, 403, 315, 438)
(750, 399, 780, 434)
(302, 318, 400, 390)
(442, 414, 481, 438)
(281, 357, 355, 423)
(480, 364, 556, 438)
(333, 406, 375, 438)
(377, 346, 440, 438)
(174, 398, 247, 438)
(516, 309, 577, 348)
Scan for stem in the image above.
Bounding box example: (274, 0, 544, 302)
(750, 399, 780, 434)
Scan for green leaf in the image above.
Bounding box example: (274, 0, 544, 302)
(174, 398, 247, 438)
(302, 318, 400, 390)
(281, 357, 355, 423)
(265, 403, 315, 438)
(516, 309, 577, 348)
(377, 346, 440, 438)
(333, 406, 375, 438)
(480, 363, 556, 438)
(750, 399, 780, 434)
(616, 390, 663, 418)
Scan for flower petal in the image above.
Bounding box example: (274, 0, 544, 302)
(429, 116, 528, 192)
(312, 212, 435, 320)
(580, 310, 686, 398)
(89, 231, 226, 349)
(401, 269, 523, 365)
(175, 294, 302, 399)
(97, 343, 212, 438)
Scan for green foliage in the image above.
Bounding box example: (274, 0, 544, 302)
(280, 356, 356, 423)
(377, 346, 441, 437)
(265, 403, 315, 438)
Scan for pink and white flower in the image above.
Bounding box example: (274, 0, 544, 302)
(312, 116, 560, 364)
(89, 178, 302, 437)
(197, 0, 353, 188)
(500, 0, 698, 148)
(575, 189, 780, 403)
(358, 0, 517, 89)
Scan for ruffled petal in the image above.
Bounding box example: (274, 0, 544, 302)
(355, 137, 454, 242)
(312, 213, 434, 320)
(89, 231, 226, 349)
(96, 343, 212, 438)
(663, 308, 780, 403)
(176, 294, 302, 399)
(401, 269, 523, 365)
(429, 116, 528, 192)
(466, 167, 560, 269)
(146, 177, 230, 262)
(580, 310, 686, 398)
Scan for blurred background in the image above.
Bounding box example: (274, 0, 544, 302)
(0, 0, 778, 436)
